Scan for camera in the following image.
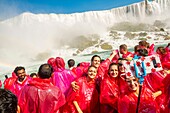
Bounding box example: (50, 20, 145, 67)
(137, 49, 148, 56)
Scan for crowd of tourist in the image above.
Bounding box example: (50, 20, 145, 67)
(0, 40, 170, 113)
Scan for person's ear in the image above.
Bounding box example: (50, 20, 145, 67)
(17, 105, 20, 113)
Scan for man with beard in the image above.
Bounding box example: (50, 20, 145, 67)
(10, 66, 30, 97)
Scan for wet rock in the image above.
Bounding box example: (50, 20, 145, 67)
(101, 43, 112, 50)
(67, 34, 99, 50)
(146, 36, 152, 39)
(124, 32, 135, 39)
(160, 28, 165, 32)
(164, 36, 170, 40)
(91, 50, 98, 54)
(153, 20, 166, 28)
(139, 32, 147, 37)
(138, 37, 147, 41)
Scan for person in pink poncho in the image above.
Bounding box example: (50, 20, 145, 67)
(10, 66, 31, 97)
(62, 66, 99, 113)
(51, 57, 76, 96)
(18, 63, 66, 113)
(118, 76, 159, 113)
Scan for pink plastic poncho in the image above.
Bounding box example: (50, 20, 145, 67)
(100, 75, 120, 113)
(51, 57, 75, 96)
(10, 75, 30, 97)
(19, 78, 66, 113)
(118, 86, 159, 113)
(0, 80, 2, 88)
(62, 76, 99, 113)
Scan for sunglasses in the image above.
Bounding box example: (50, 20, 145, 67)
(118, 63, 123, 66)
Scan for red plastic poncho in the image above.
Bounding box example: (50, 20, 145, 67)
(162, 74, 170, 113)
(111, 50, 120, 63)
(97, 58, 111, 80)
(100, 76, 120, 113)
(143, 72, 165, 112)
(118, 86, 159, 113)
(47, 57, 58, 72)
(19, 78, 66, 113)
(74, 62, 90, 78)
(165, 46, 170, 52)
(51, 57, 75, 96)
(3, 72, 17, 90)
(144, 72, 165, 92)
(122, 51, 134, 59)
(159, 52, 170, 69)
(63, 77, 99, 113)
(10, 75, 30, 97)
(148, 44, 155, 56)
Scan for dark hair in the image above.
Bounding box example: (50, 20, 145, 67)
(38, 64, 53, 79)
(119, 44, 127, 50)
(30, 73, 37, 78)
(134, 45, 140, 53)
(5, 75, 8, 79)
(14, 66, 25, 75)
(157, 46, 166, 55)
(109, 63, 118, 70)
(137, 49, 148, 56)
(91, 55, 101, 62)
(0, 88, 18, 113)
(77, 63, 80, 67)
(67, 59, 75, 68)
(118, 58, 127, 61)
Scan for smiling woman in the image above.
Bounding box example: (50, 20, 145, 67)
(118, 75, 159, 113)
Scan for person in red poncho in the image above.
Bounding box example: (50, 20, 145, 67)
(118, 76, 159, 113)
(165, 43, 170, 52)
(4, 72, 17, 90)
(156, 46, 170, 70)
(162, 73, 170, 113)
(62, 66, 99, 113)
(71, 50, 118, 91)
(18, 63, 66, 113)
(47, 57, 58, 72)
(9, 66, 31, 97)
(100, 63, 125, 113)
(50, 57, 76, 96)
(119, 44, 133, 61)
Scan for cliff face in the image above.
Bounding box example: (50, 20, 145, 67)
(1, 0, 170, 27)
